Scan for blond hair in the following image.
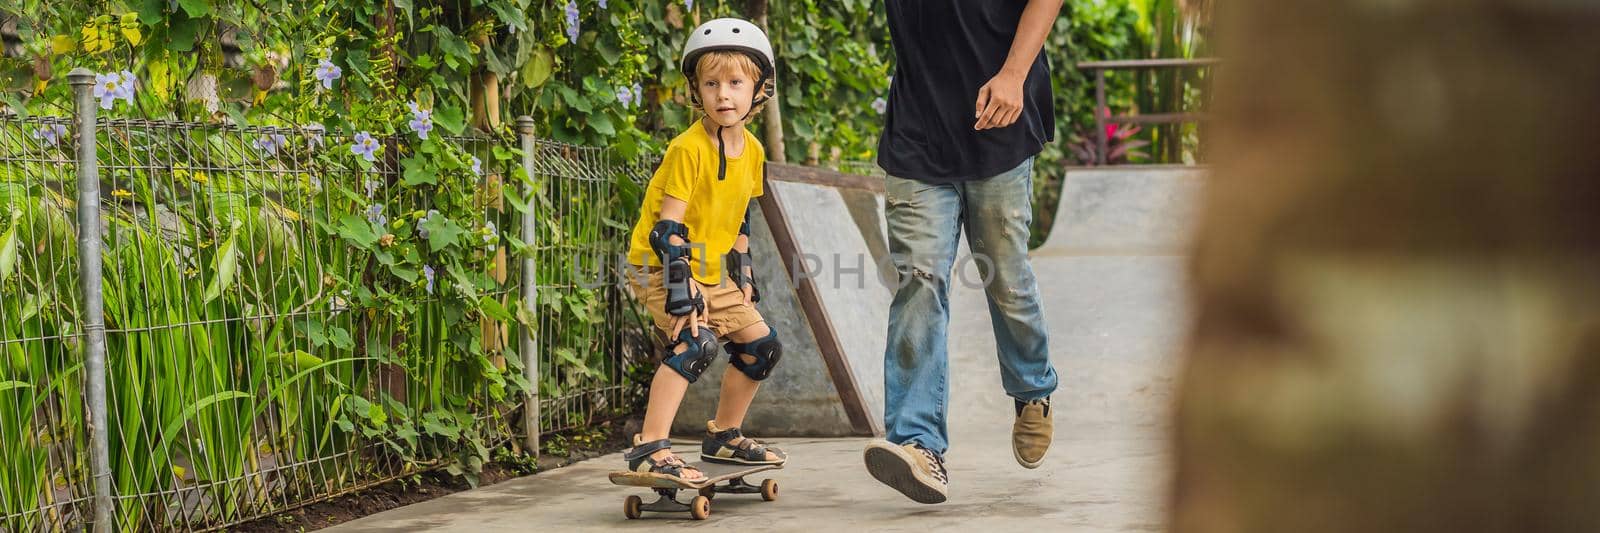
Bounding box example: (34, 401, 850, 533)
(691, 51, 769, 115)
(693, 50, 763, 84)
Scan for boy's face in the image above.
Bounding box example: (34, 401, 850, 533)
(695, 65, 756, 128)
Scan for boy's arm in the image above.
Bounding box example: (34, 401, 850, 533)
(975, 0, 1064, 130)
(651, 196, 707, 335)
(727, 205, 759, 304)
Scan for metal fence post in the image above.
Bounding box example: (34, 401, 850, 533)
(67, 67, 114, 532)
(515, 116, 540, 456)
(1094, 68, 1108, 166)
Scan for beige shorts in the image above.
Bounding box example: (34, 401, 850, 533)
(628, 266, 765, 338)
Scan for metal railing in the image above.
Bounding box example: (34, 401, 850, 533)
(0, 69, 648, 532)
(1079, 58, 1219, 165)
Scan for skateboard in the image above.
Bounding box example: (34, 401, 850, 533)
(608, 461, 781, 520)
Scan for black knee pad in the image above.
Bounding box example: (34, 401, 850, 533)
(726, 330, 782, 381)
(663, 327, 719, 383)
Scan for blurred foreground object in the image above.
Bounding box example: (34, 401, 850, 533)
(1172, 1, 1600, 532)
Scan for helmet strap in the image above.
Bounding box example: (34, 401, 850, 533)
(716, 124, 728, 181)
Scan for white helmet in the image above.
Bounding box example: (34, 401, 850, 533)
(681, 18, 776, 107)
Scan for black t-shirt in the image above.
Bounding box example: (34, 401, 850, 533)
(877, 0, 1057, 183)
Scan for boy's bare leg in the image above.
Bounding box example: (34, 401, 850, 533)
(712, 321, 781, 461)
(638, 342, 706, 480)
(641, 363, 691, 443)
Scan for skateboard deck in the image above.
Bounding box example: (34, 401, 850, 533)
(609, 461, 782, 520)
(609, 461, 779, 490)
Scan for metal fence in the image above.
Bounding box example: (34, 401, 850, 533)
(0, 70, 648, 532)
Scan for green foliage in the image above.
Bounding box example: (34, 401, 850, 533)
(0, 1, 1198, 526)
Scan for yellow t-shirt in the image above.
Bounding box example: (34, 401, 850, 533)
(627, 123, 765, 286)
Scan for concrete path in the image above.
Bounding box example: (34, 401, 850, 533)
(322, 431, 1164, 532)
(324, 168, 1200, 531)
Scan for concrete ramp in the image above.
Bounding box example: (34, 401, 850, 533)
(671, 166, 887, 437)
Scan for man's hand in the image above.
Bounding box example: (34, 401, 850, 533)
(975, 70, 1026, 130)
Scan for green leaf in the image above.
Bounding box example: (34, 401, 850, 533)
(433, 26, 476, 68)
(336, 214, 380, 247)
(424, 216, 466, 252)
(268, 350, 325, 370)
(597, 39, 622, 66)
(389, 264, 419, 283)
(202, 222, 241, 304)
(162, 391, 251, 442)
(556, 85, 590, 113)
(484, 45, 514, 77)
(422, 411, 461, 439)
(0, 211, 19, 282)
(328, 326, 354, 350)
(523, 49, 554, 89)
(177, 0, 211, 18)
(434, 106, 466, 135)
(402, 159, 437, 186)
(479, 297, 512, 322)
(503, 187, 529, 214)
(0, 381, 32, 394)
(588, 111, 615, 136)
(167, 16, 199, 52)
(487, 1, 529, 33)
(302, 320, 329, 347)
(136, 0, 164, 25)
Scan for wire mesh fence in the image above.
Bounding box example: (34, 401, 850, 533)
(0, 115, 93, 532)
(0, 101, 648, 529)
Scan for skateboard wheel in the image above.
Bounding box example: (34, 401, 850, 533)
(690, 495, 712, 520)
(698, 486, 716, 500)
(761, 479, 778, 502)
(624, 495, 642, 519)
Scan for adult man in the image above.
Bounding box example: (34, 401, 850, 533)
(863, 0, 1063, 504)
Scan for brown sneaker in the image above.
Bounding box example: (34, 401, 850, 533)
(1013, 397, 1053, 469)
(863, 440, 948, 504)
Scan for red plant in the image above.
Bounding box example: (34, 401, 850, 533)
(1068, 109, 1150, 165)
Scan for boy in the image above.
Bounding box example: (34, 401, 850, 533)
(622, 18, 786, 482)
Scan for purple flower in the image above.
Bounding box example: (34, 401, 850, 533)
(422, 264, 436, 294)
(633, 83, 644, 105)
(685, 0, 694, 10)
(350, 131, 379, 162)
(617, 85, 634, 108)
(599, 0, 608, 8)
(871, 97, 888, 115)
(303, 123, 325, 148)
(565, 0, 580, 43)
(331, 289, 350, 314)
(417, 209, 438, 239)
(116, 71, 137, 100)
(483, 220, 497, 251)
(314, 59, 342, 90)
(407, 101, 433, 140)
(364, 178, 381, 198)
(470, 156, 483, 176)
(366, 203, 387, 227)
(31, 124, 67, 147)
(252, 134, 289, 156)
(93, 73, 132, 110)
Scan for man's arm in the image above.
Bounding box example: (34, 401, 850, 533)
(975, 0, 1065, 131)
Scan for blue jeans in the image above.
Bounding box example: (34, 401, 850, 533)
(882, 157, 1056, 454)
